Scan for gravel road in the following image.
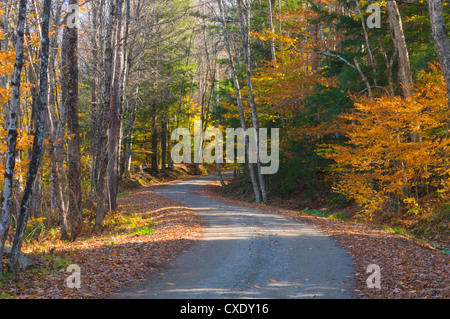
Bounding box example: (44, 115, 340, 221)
(116, 174, 355, 299)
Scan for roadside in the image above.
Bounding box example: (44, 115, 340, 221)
(114, 174, 355, 299)
(201, 175, 450, 299)
(0, 166, 207, 299)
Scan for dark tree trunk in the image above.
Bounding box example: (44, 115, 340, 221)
(94, 0, 116, 232)
(10, 0, 52, 275)
(161, 119, 167, 170)
(65, 0, 82, 240)
(150, 103, 158, 174)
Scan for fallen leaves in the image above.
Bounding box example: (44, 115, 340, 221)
(1, 186, 204, 299)
(202, 180, 450, 299)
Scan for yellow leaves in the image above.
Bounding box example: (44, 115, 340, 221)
(325, 66, 450, 218)
(27, 217, 47, 228)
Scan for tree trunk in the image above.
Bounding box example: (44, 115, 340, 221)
(94, 0, 116, 232)
(267, 0, 276, 62)
(386, 0, 413, 97)
(161, 118, 167, 170)
(428, 0, 450, 107)
(150, 103, 158, 174)
(237, 0, 267, 203)
(10, 0, 51, 275)
(108, 0, 125, 211)
(217, 0, 261, 203)
(0, 0, 28, 273)
(65, 0, 82, 240)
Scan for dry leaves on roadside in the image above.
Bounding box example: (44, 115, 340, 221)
(201, 181, 450, 299)
(2, 187, 204, 299)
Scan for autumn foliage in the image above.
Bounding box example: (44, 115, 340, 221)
(323, 66, 450, 218)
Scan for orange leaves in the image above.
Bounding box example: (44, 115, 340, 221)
(324, 67, 450, 218)
(251, 2, 340, 121)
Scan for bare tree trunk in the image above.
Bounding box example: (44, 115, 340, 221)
(379, 38, 397, 97)
(218, 0, 261, 203)
(267, 0, 276, 62)
(120, 87, 138, 178)
(150, 102, 158, 174)
(108, 0, 125, 211)
(65, 0, 82, 240)
(354, 0, 379, 96)
(0, 0, 28, 273)
(237, 0, 267, 202)
(10, 0, 51, 275)
(428, 0, 450, 107)
(161, 118, 167, 170)
(386, 0, 413, 97)
(94, 0, 116, 232)
(89, 0, 101, 197)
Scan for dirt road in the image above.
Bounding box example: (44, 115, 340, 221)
(116, 174, 355, 299)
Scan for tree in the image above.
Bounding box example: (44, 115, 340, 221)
(386, 0, 413, 97)
(108, 0, 125, 210)
(428, 0, 450, 107)
(10, 0, 52, 275)
(217, 0, 262, 203)
(93, 0, 117, 232)
(0, 0, 28, 273)
(65, 0, 82, 240)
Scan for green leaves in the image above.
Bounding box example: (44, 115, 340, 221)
(133, 227, 154, 236)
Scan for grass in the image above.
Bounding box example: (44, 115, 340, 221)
(383, 225, 408, 236)
(133, 227, 154, 236)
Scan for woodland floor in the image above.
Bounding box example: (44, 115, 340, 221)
(1, 169, 448, 299)
(0, 169, 205, 299)
(201, 177, 450, 299)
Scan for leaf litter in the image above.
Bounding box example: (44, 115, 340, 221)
(1, 185, 204, 299)
(201, 179, 449, 299)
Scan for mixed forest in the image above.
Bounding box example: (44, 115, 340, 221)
(0, 0, 449, 281)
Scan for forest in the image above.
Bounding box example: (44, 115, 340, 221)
(0, 0, 449, 299)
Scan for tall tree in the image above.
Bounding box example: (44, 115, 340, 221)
(217, 0, 262, 203)
(386, 0, 413, 97)
(428, 0, 450, 107)
(93, 0, 116, 232)
(0, 0, 28, 273)
(237, 0, 267, 202)
(10, 0, 52, 275)
(108, 0, 125, 211)
(64, 0, 82, 240)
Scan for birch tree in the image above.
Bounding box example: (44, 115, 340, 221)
(217, 0, 262, 203)
(236, 0, 267, 202)
(0, 0, 28, 273)
(10, 0, 52, 275)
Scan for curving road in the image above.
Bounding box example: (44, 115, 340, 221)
(116, 174, 355, 299)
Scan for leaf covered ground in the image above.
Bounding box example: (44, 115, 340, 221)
(201, 179, 450, 299)
(2, 171, 448, 299)
(0, 183, 204, 299)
